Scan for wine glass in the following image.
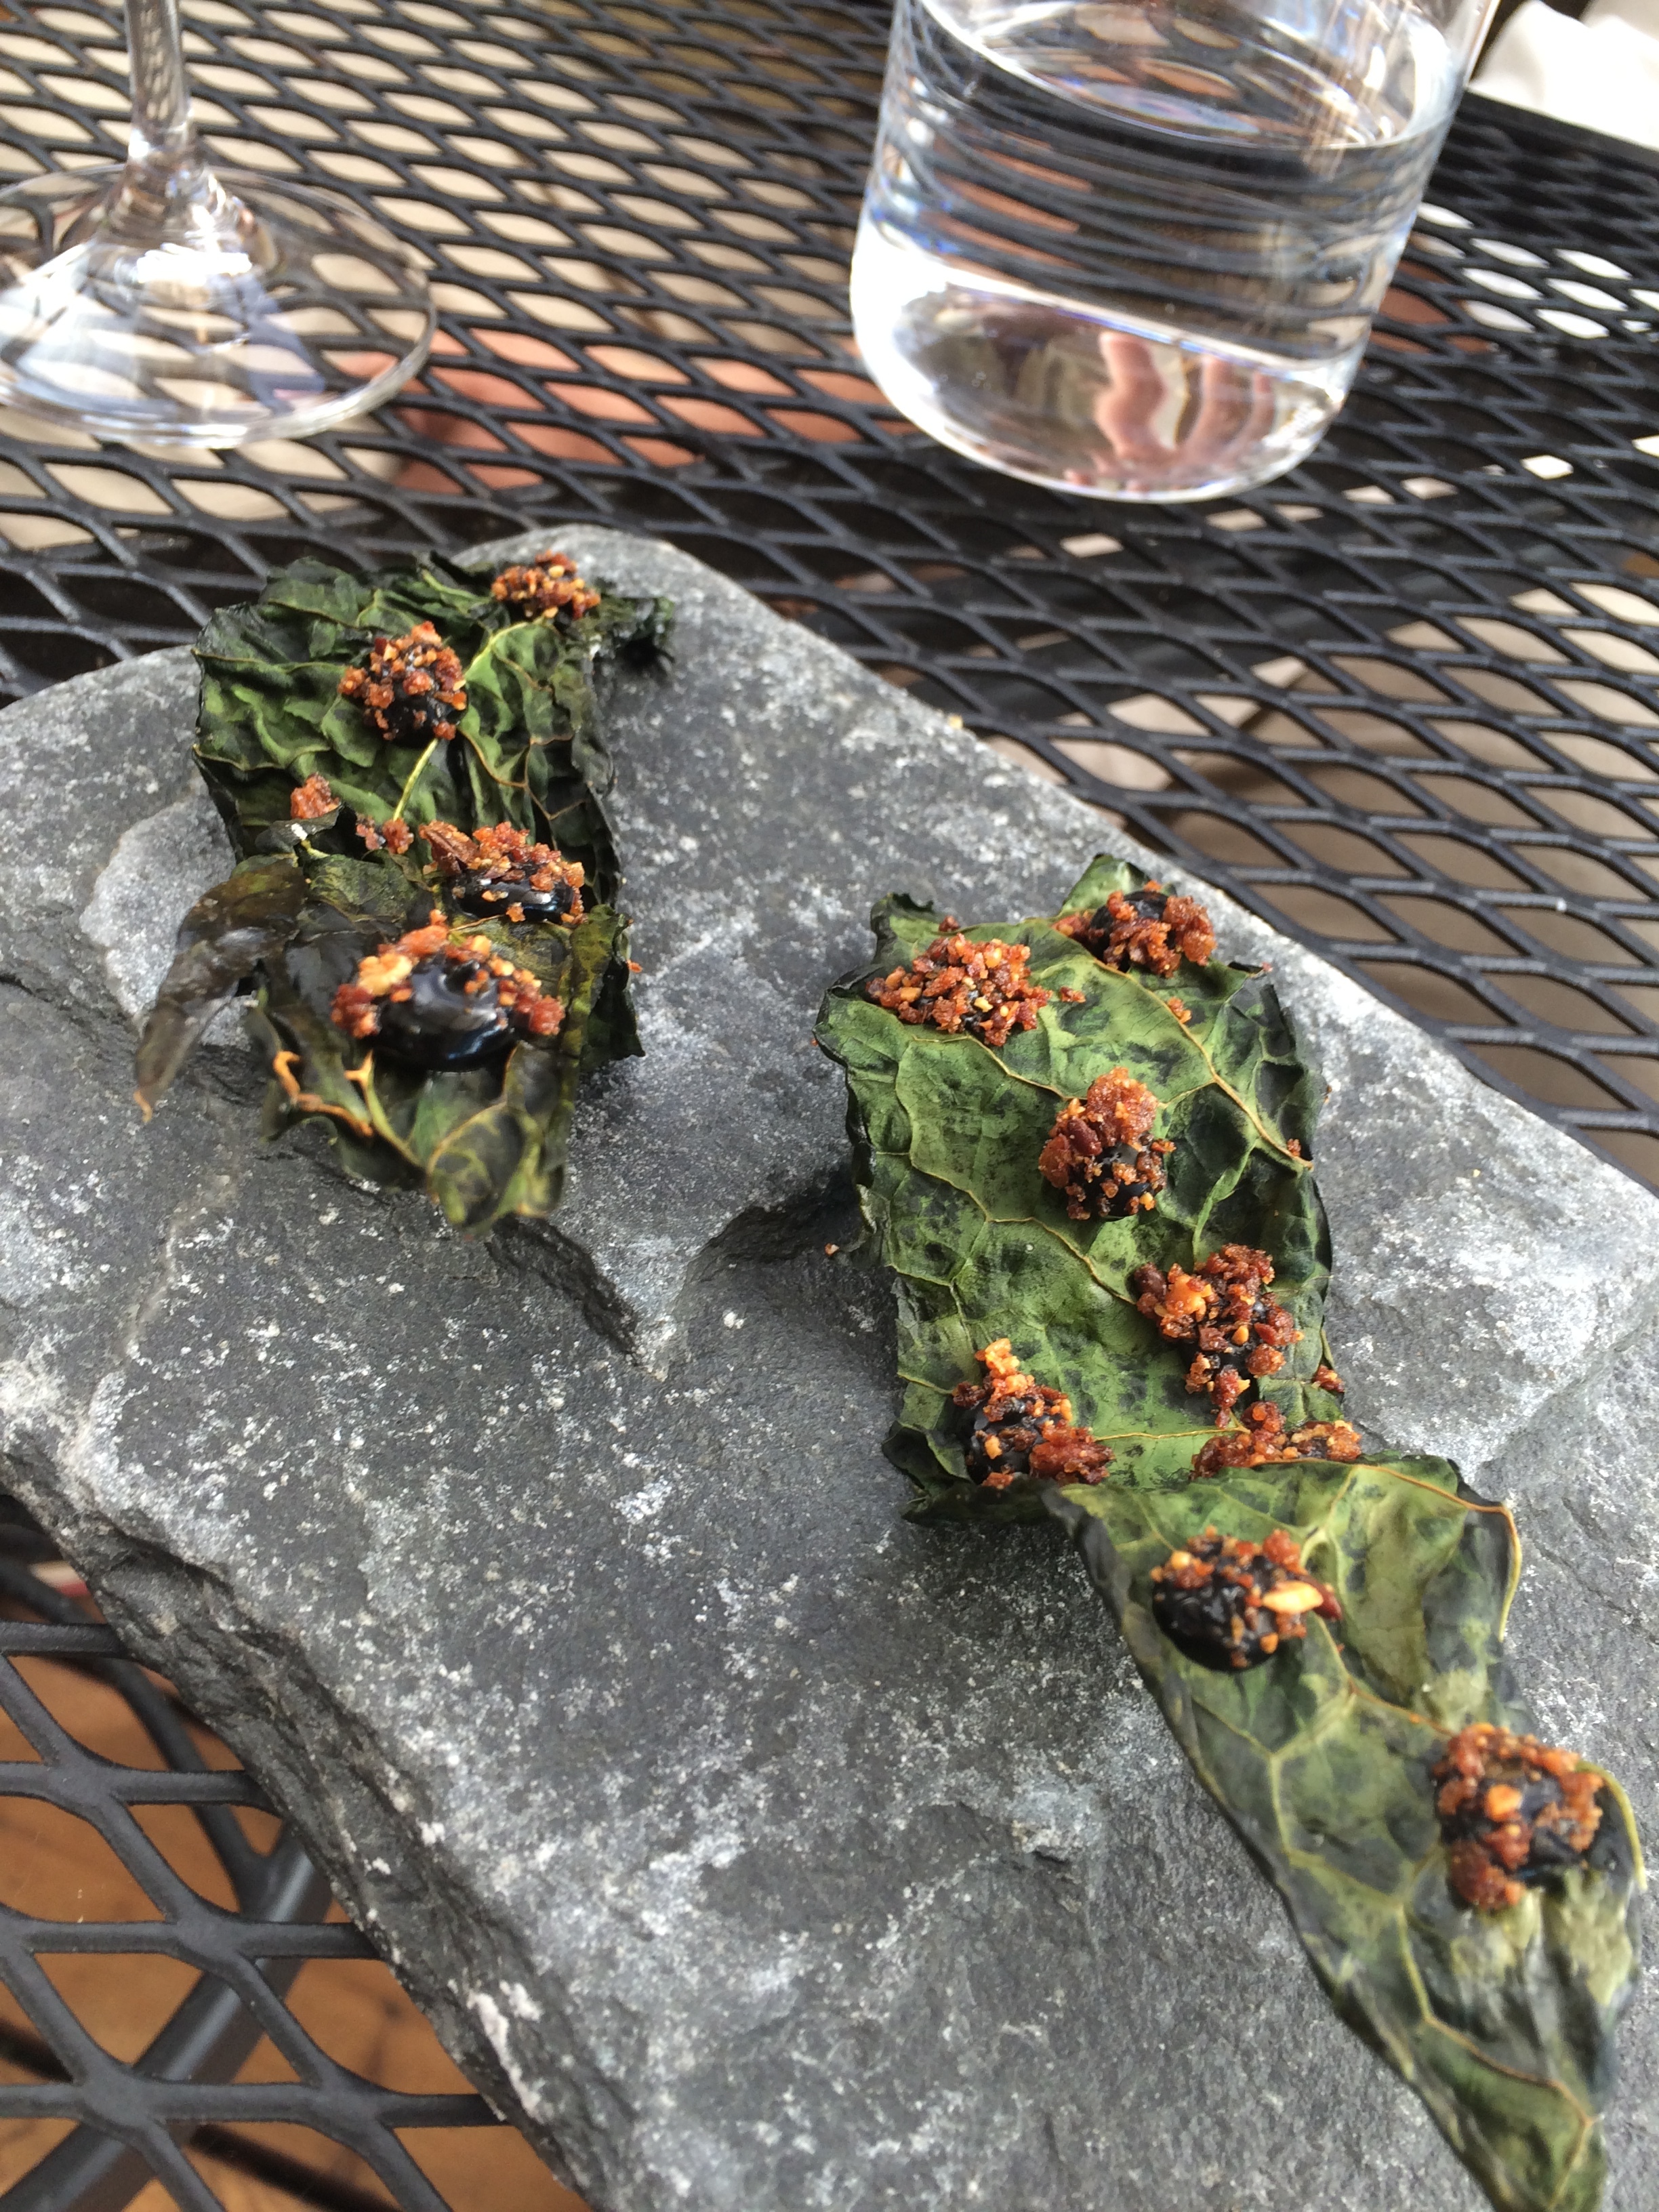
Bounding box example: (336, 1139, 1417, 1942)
(0, 0, 433, 447)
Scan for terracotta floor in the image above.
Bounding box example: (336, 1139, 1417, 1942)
(0, 1608, 586, 2212)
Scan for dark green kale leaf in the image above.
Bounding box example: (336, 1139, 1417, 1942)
(814, 854, 1643, 2212)
(192, 550, 670, 900)
(1052, 1465, 1641, 2212)
(136, 549, 670, 1230)
(134, 854, 306, 1117)
(817, 867, 1336, 1522)
(249, 853, 623, 1231)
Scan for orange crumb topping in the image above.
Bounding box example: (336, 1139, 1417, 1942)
(421, 819, 586, 926)
(491, 550, 600, 622)
(1039, 1067, 1174, 1221)
(354, 816, 415, 855)
(951, 1338, 1112, 1491)
(1056, 882, 1216, 978)
(290, 773, 336, 821)
(1190, 1403, 1362, 1477)
(866, 933, 1052, 1048)
(1132, 1245, 1301, 1423)
(331, 914, 564, 1048)
(337, 621, 466, 747)
(1151, 1523, 1340, 1668)
(1433, 1723, 1603, 1911)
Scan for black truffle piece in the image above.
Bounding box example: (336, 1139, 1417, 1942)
(453, 868, 581, 924)
(951, 1339, 1112, 1490)
(1038, 1067, 1174, 1221)
(1055, 882, 1216, 976)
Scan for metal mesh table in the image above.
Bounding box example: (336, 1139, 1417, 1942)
(0, 0, 1656, 2200)
(0, 1509, 578, 2211)
(0, 3, 1654, 1187)
(0, 1, 1658, 1186)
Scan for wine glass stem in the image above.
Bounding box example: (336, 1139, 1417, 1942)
(125, 0, 199, 173)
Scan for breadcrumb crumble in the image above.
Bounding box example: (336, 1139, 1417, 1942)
(337, 621, 467, 747)
(1132, 1245, 1301, 1422)
(289, 773, 337, 821)
(1039, 1068, 1174, 1221)
(1433, 1723, 1603, 1911)
(1190, 1403, 1362, 1476)
(867, 933, 1052, 1047)
(331, 912, 564, 1069)
(491, 550, 601, 623)
(421, 819, 586, 926)
(1057, 882, 1216, 977)
(1151, 1524, 1339, 1669)
(952, 1339, 1112, 1491)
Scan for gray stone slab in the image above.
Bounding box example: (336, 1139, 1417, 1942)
(0, 525, 1652, 2212)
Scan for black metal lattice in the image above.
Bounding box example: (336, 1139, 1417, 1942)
(1, 2, 1658, 2201)
(0, 1511, 503, 2209)
(0, 0, 1656, 1189)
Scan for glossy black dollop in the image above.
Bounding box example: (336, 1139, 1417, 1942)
(453, 869, 580, 923)
(374, 956, 513, 1069)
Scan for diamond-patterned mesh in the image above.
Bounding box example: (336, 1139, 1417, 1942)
(1, 0, 1656, 1184)
(0, 1509, 586, 2209)
(0, 1, 1657, 2198)
(0, 3, 1656, 1185)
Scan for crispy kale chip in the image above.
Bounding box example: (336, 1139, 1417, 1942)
(136, 550, 670, 1229)
(815, 853, 1643, 2212)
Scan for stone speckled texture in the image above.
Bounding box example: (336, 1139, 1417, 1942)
(0, 527, 1652, 2212)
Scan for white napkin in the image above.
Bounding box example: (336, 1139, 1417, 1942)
(1473, 0, 1659, 150)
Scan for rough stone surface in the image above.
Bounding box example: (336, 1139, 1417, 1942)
(0, 526, 1653, 2212)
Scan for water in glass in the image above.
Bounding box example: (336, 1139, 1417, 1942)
(852, 0, 1475, 499)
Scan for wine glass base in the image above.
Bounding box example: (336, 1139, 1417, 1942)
(0, 165, 434, 449)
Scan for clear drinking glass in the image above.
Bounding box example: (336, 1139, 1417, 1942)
(851, 0, 1497, 501)
(0, 0, 432, 447)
